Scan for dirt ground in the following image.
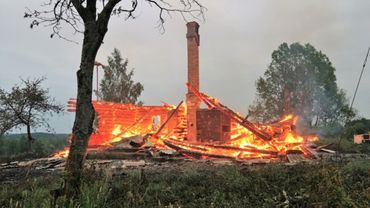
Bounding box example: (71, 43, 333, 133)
(0, 157, 278, 185)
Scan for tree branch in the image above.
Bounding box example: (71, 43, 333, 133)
(71, 0, 87, 21)
(98, 0, 121, 33)
(86, 0, 98, 20)
(145, 0, 205, 33)
(25, 0, 205, 41)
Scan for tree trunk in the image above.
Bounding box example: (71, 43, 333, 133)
(64, 22, 105, 198)
(26, 124, 33, 153)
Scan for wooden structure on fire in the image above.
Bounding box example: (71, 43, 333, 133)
(65, 22, 319, 161)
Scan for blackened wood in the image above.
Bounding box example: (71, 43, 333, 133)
(86, 151, 148, 160)
(203, 144, 278, 156)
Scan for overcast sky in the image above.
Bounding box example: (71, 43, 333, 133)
(1, 1, 370, 133)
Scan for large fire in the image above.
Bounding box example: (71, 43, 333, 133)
(56, 85, 318, 160)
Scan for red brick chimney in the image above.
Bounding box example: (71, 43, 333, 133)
(186, 21, 200, 142)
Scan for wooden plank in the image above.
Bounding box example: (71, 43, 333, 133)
(302, 145, 320, 159)
(152, 101, 184, 138)
(163, 139, 278, 159)
(287, 154, 307, 163)
(203, 144, 278, 156)
(163, 139, 208, 151)
(320, 148, 336, 154)
(86, 151, 148, 160)
(178, 149, 236, 159)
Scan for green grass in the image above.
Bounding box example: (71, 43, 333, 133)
(1, 161, 369, 208)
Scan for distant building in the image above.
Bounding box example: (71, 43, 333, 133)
(354, 133, 370, 144)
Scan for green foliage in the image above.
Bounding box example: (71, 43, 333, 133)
(342, 118, 370, 139)
(0, 133, 68, 162)
(99, 48, 144, 104)
(249, 42, 354, 127)
(1, 162, 369, 207)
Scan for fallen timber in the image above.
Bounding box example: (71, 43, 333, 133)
(286, 154, 307, 163)
(202, 143, 279, 156)
(302, 145, 320, 159)
(178, 149, 237, 159)
(186, 83, 273, 141)
(106, 147, 141, 152)
(86, 151, 149, 160)
(163, 139, 209, 151)
(163, 139, 279, 159)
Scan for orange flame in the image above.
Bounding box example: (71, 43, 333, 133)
(55, 98, 319, 160)
(52, 147, 69, 158)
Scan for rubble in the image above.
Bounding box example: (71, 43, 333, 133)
(86, 151, 149, 160)
(1, 150, 369, 185)
(286, 154, 308, 164)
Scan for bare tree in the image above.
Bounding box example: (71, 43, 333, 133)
(25, 0, 205, 197)
(0, 77, 63, 152)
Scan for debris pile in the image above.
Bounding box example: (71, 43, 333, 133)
(60, 85, 324, 162)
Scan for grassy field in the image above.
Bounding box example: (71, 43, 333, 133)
(1, 160, 369, 208)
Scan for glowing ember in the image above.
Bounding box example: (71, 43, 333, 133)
(53, 147, 69, 158)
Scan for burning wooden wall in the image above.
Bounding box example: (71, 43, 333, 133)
(68, 99, 175, 146)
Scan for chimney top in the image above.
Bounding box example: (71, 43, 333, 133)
(186, 21, 200, 46)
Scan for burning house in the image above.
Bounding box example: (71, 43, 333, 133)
(60, 22, 318, 161)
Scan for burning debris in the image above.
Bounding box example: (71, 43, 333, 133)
(55, 22, 319, 162)
(59, 86, 318, 162)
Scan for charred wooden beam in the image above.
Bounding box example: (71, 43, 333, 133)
(178, 149, 236, 159)
(164, 139, 208, 151)
(203, 144, 278, 156)
(105, 147, 141, 152)
(86, 151, 148, 160)
(302, 145, 320, 159)
(286, 154, 307, 163)
(152, 101, 184, 138)
(163, 139, 279, 160)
